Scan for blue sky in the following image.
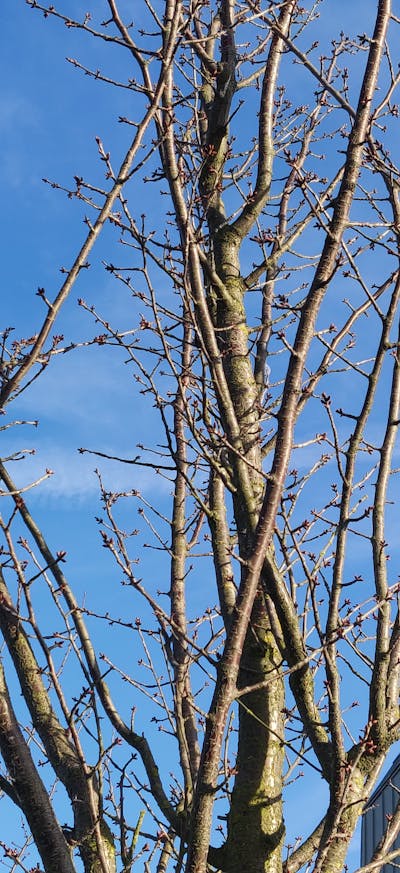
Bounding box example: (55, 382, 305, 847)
(1, 6, 179, 863)
(2, 2, 400, 871)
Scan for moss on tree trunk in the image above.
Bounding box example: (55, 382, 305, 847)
(226, 594, 285, 873)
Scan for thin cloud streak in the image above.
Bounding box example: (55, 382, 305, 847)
(3, 445, 170, 503)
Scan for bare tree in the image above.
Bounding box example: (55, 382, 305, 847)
(1, 2, 400, 872)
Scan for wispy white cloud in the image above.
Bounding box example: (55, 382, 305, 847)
(0, 93, 40, 188)
(0, 93, 38, 134)
(4, 443, 169, 503)
(4, 346, 171, 503)
(14, 344, 153, 433)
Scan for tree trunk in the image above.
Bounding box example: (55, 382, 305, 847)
(226, 594, 285, 873)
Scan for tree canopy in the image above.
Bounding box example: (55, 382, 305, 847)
(1, 2, 400, 873)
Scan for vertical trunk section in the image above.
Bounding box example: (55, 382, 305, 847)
(313, 766, 365, 873)
(0, 662, 76, 873)
(0, 567, 116, 873)
(226, 594, 285, 873)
